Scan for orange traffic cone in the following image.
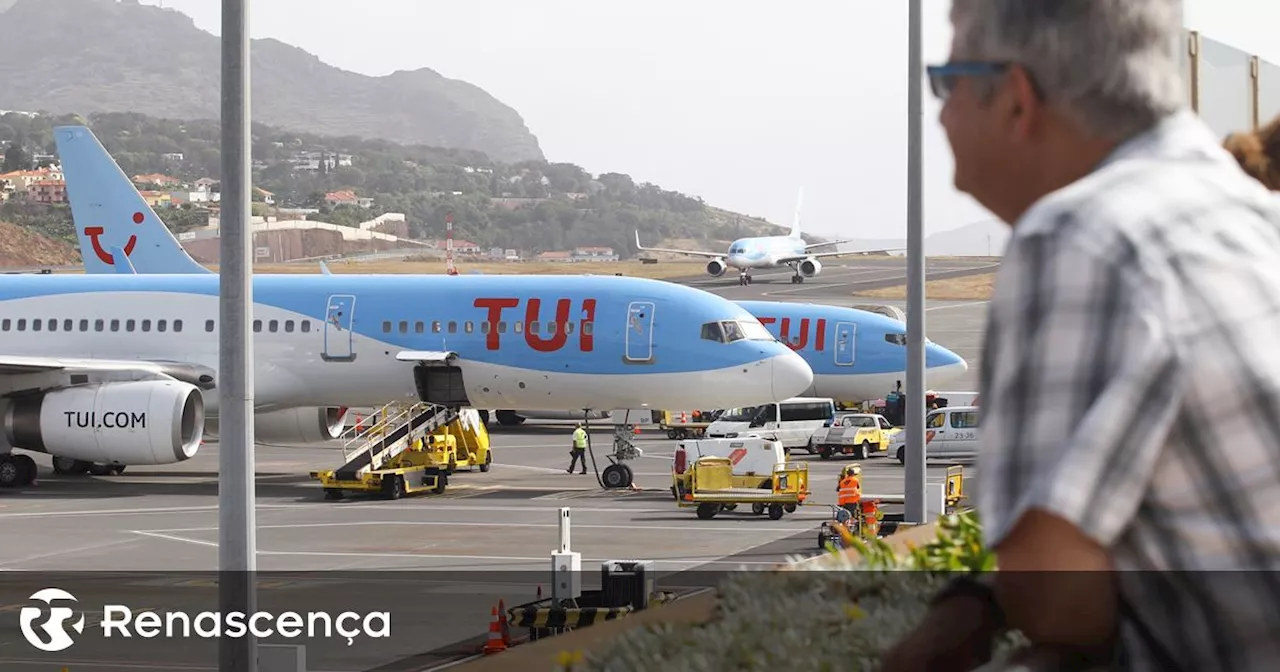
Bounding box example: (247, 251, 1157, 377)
(632, 425, 641, 435)
(355, 414, 364, 432)
(482, 605, 506, 654)
(498, 599, 511, 645)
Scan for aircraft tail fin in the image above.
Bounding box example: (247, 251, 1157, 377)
(55, 126, 213, 275)
(789, 187, 804, 238)
(108, 246, 137, 274)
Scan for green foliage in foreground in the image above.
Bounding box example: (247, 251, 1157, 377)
(574, 511, 1024, 671)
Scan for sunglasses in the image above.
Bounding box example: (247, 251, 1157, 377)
(926, 61, 1014, 100)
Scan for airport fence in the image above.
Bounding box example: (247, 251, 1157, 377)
(1180, 29, 1280, 135)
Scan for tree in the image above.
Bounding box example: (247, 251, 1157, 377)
(2, 144, 29, 172)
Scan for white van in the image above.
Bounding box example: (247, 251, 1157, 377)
(890, 405, 980, 464)
(705, 397, 836, 450)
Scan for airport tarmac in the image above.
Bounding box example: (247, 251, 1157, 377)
(0, 427, 970, 670)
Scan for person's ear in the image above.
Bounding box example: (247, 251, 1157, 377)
(1006, 65, 1040, 139)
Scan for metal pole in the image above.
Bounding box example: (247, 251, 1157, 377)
(219, 0, 256, 670)
(904, 0, 927, 524)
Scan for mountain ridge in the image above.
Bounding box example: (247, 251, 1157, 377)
(0, 0, 544, 163)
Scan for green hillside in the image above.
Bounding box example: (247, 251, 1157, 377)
(0, 111, 793, 256)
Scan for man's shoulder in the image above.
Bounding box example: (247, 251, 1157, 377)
(1012, 152, 1280, 259)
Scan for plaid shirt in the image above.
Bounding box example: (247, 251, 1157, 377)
(977, 111, 1280, 671)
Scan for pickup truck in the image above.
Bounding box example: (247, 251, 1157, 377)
(808, 413, 899, 460)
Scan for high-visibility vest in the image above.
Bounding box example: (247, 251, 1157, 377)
(572, 428, 588, 449)
(837, 476, 861, 506)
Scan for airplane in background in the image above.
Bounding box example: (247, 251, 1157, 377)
(634, 190, 901, 285)
(55, 125, 969, 424)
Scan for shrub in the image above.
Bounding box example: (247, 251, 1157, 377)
(576, 511, 1025, 671)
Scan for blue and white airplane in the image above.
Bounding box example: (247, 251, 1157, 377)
(53, 125, 969, 422)
(634, 190, 900, 285)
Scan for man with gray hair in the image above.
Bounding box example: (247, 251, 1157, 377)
(882, 1, 1280, 670)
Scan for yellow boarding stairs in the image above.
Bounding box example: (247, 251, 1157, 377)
(310, 401, 491, 500)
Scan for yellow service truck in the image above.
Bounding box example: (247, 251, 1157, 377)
(808, 413, 899, 460)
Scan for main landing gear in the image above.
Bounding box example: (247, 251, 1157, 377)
(51, 456, 126, 476)
(0, 453, 38, 488)
(788, 263, 805, 284)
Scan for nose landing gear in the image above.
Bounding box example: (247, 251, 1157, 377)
(738, 270, 752, 286)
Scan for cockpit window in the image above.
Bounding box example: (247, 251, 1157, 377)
(737, 320, 775, 341)
(701, 320, 776, 343)
(885, 333, 907, 346)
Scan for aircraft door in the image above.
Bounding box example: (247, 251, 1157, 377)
(625, 301, 655, 362)
(834, 322, 856, 366)
(323, 294, 356, 362)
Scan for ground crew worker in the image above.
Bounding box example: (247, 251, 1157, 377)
(837, 464, 862, 518)
(567, 422, 588, 474)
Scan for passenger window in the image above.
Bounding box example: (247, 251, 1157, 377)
(415, 321, 424, 334)
(158, 320, 167, 333)
(95, 319, 105, 332)
(285, 320, 295, 333)
(300, 321, 310, 333)
(432, 321, 441, 333)
(498, 321, 507, 334)
(32, 319, 41, 332)
(464, 321, 474, 333)
(269, 320, 279, 333)
(79, 319, 88, 332)
(382, 321, 391, 333)
(565, 321, 574, 335)
(126, 319, 135, 332)
(141, 319, 151, 332)
(926, 413, 945, 429)
(448, 321, 457, 333)
(480, 321, 490, 334)
(110, 319, 119, 332)
(514, 321, 523, 333)
(63, 319, 73, 332)
(583, 322, 594, 336)
(529, 321, 540, 335)
(398, 321, 408, 334)
(547, 321, 557, 334)
(253, 320, 262, 333)
(174, 319, 183, 333)
(1, 318, 9, 331)
(205, 319, 215, 332)
(17, 318, 26, 331)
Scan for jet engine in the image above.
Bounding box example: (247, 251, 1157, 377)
(5, 380, 204, 466)
(254, 406, 350, 443)
(706, 258, 727, 277)
(799, 257, 822, 278)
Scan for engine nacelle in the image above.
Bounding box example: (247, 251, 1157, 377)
(5, 381, 204, 466)
(799, 257, 822, 278)
(254, 406, 349, 444)
(706, 258, 727, 277)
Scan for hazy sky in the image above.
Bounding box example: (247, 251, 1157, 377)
(138, 0, 1280, 240)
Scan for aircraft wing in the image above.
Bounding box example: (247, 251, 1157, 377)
(0, 356, 216, 392)
(634, 231, 725, 259)
(803, 239, 855, 250)
(775, 247, 906, 264)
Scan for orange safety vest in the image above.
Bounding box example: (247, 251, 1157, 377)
(837, 476, 861, 506)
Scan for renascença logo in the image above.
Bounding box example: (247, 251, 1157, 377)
(19, 587, 392, 651)
(20, 588, 86, 652)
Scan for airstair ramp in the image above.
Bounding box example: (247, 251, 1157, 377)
(333, 401, 457, 481)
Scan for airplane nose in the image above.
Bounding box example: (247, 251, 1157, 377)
(926, 343, 968, 384)
(771, 350, 814, 400)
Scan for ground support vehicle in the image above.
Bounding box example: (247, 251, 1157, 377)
(677, 457, 809, 520)
(817, 501, 886, 549)
(670, 437, 795, 512)
(311, 403, 492, 500)
(809, 413, 898, 459)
